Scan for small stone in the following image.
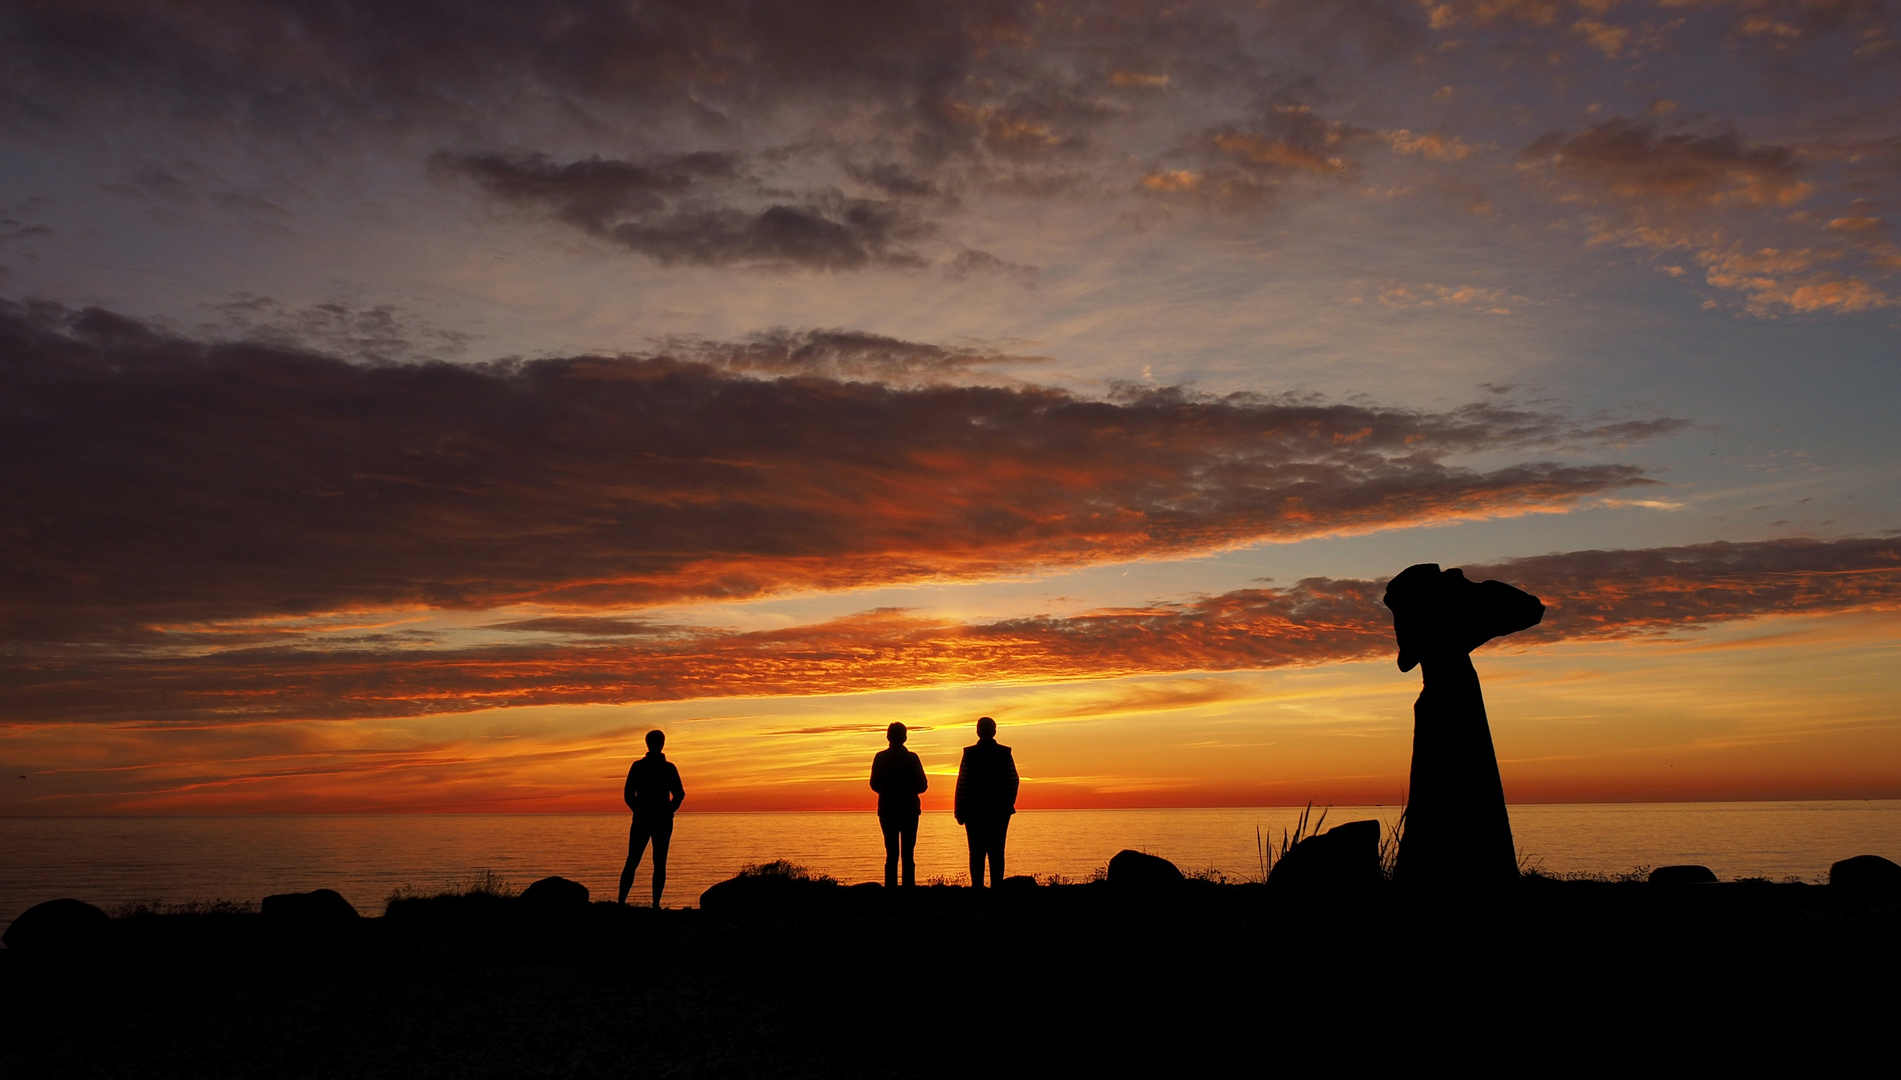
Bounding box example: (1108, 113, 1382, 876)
(1649, 865, 1718, 885)
(1106, 849, 1184, 890)
(1829, 854, 1901, 890)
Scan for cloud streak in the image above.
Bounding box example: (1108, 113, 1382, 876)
(433, 152, 934, 270)
(5, 536, 1894, 726)
(0, 300, 1670, 647)
(1527, 119, 1811, 209)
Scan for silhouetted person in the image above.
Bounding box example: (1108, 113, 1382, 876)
(954, 716, 1018, 889)
(870, 722, 929, 888)
(618, 729, 685, 907)
(1383, 564, 1543, 888)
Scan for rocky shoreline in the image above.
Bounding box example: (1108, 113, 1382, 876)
(5, 853, 1899, 1075)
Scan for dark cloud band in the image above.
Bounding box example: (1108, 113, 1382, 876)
(0, 299, 1669, 645)
(433, 152, 933, 270)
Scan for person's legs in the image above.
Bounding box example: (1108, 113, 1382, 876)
(899, 816, 919, 887)
(969, 817, 1007, 888)
(619, 817, 653, 904)
(989, 815, 1010, 885)
(650, 816, 674, 907)
(880, 815, 902, 888)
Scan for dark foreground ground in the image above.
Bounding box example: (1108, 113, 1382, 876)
(4, 877, 1897, 1078)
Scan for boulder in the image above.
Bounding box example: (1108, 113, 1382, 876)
(698, 872, 839, 915)
(1649, 865, 1718, 885)
(1829, 854, 1901, 890)
(520, 876, 591, 910)
(1000, 875, 1039, 894)
(261, 888, 360, 925)
(1106, 850, 1184, 890)
(1268, 820, 1383, 892)
(382, 890, 512, 931)
(3, 898, 111, 953)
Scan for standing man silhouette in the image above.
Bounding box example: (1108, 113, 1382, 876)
(618, 729, 685, 907)
(870, 722, 929, 888)
(954, 716, 1018, 889)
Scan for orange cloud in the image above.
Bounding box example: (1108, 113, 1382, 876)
(1211, 132, 1345, 175)
(1141, 169, 1201, 192)
(1526, 117, 1900, 313)
(1382, 129, 1476, 161)
(1527, 118, 1811, 208)
(7, 536, 1895, 727)
(1142, 107, 1362, 207)
(1427, 0, 1564, 29)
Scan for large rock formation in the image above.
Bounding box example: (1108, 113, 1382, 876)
(1384, 564, 1544, 888)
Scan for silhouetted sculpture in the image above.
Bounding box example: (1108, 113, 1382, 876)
(870, 721, 929, 888)
(618, 729, 686, 907)
(1384, 564, 1543, 888)
(954, 716, 1018, 889)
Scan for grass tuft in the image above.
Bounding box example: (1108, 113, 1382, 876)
(385, 868, 516, 908)
(1378, 807, 1406, 882)
(1520, 866, 1654, 884)
(1517, 846, 1544, 877)
(112, 898, 256, 917)
(1254, 802, 1330, 882)
(736, 860, 837, 885)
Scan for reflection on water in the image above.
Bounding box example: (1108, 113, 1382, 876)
(3, 802, 1896, 930)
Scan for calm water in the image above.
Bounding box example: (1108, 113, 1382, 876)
(3, 803, 1896, 932)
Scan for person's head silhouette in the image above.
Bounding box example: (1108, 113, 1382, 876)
(645, 729, 665, 753)
(976, 716, 996, 740)
(887, 721, 907, 746)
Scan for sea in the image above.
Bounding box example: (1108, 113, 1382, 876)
(4, 802, 1897, 933)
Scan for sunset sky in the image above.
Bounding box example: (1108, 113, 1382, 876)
(3, 0, 1898, 814)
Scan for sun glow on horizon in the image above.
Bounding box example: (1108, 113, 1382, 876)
(7, 606, 1898, 815)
